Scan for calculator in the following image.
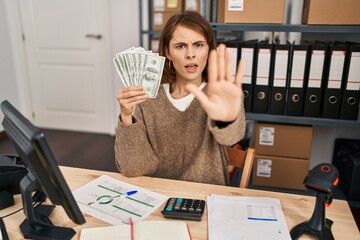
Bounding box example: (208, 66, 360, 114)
(161, 197, 206, 221)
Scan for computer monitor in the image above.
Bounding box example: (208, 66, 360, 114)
(1, 100, 85, 240)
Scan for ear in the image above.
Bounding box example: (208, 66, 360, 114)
(165, 46, 171, 60)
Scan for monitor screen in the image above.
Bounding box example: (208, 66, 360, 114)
(1, 100, 85, 239)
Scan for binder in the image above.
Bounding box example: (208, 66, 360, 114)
(224, 39, 240, 81)
(239, 40, 257, 112)
(340, 42, 360, 120)
(321, 42, 347, 119)
(286, 42, 310, 116)
(303, 41, 328, 118)
(269, 41, 291, 115)
(252, 40, 272, 114)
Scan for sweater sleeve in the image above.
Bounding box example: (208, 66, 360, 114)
(207, 104, 246, 146)
(114, 106, 160, 177)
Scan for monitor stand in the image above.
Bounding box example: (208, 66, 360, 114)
(19, 173, 76, 240)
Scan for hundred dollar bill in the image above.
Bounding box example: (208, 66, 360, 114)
(113, 47, 164, 98)
(140, 53, 165, 98)
(113, 57, 128, 87)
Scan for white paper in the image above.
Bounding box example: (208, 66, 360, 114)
(73, 175, 168, 225)
(259, 126, 275, 146)
(207, 195, 291, 240)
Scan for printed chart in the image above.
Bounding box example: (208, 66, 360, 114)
(73, 175, 168, 225)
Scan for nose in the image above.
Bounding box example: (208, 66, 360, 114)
(186, 47, 195, 59)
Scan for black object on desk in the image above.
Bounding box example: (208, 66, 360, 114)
(290, 163, 339, 240)
(161, 197, 206, 221)
(0, 155, 28, 210)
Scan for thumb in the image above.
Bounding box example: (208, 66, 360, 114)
(185, 83, 209, 106)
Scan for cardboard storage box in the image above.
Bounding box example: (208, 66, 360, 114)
(252, 154, 309, 190)
(152, 0, 183, 31)
(152, 0, 183, 12)
(255, 123, 313, 159)
(302, 0, 360, 25)
(217, 0, 286, 24)
(152, 11, 181, 31)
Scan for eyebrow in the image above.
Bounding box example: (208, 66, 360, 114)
(172, 40, 207, 45)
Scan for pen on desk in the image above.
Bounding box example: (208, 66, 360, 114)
(125, 190, 138, 197)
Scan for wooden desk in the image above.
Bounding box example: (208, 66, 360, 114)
(1, 166, 359, 240)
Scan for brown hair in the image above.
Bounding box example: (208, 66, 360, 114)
(158, 11, 216, 84)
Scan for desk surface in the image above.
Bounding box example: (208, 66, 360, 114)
(1, 166, 359, 240)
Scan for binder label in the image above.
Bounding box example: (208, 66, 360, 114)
(257, 49, 271, 85)
(274, 50, 289, 87)
(228, 47, 238, 81)
(259, 127, 274, 146)
(290, 51, 306, 88)
(308, 50, 325, 88)
(347, 52, 360, 91)
(328, 50, 345, 89)
(228, 0, 244, 11)
(242, 48, 254, 84)
(256, 159, 272, 177)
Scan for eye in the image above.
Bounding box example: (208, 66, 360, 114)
(194, 42, 205, 48)
(175, 43, 186, 49)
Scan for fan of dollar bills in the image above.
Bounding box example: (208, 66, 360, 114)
(113, 47, 165, 98)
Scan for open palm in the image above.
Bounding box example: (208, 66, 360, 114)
(186, 44, 244, 122)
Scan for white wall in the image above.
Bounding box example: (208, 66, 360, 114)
(0, 0, 140, 132)
(0, 0, 22, 131)
(109, 0, 140, 120)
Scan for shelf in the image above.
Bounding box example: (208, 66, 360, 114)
(246, 113, 360, 129)
(211, 24, 360, 33)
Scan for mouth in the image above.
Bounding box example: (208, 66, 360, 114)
(185, 63, 198, 73)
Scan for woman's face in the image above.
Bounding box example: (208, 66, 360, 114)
(165, 25, 209, 84)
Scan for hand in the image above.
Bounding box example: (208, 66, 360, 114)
(117, 86, 148, 125)
(186, 44, 244, 122)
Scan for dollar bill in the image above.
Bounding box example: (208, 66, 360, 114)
(140, 53, 165, 98)
(113, 47, 165, 98)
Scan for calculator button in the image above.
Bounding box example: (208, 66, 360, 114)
(181, 206, 188, 211)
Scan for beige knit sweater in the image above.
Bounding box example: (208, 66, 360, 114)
(115, 86, 246, 185)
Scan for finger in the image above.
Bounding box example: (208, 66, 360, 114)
(207, 49, 218, 83)
(226, 48, 232, 82)
(118, 87, 146, 99)
(234, 60, 245, 87)
(217, 44, 226, 81)
(185, 83, 209, 107)
(120, 85, 144, 93)
(118, 93, 148, 104)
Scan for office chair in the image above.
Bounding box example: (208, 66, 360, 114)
(227, 147, 256, 188)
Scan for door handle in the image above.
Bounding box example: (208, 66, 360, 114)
(85, 34, 102, 39)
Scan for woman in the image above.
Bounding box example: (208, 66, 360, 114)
(115, 11, 245, 185)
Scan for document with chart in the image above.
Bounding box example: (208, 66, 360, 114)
(207, 194, 291, 240)
(73, 175, 168, 225)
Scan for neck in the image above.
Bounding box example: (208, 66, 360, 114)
(170, 80, 203, 99)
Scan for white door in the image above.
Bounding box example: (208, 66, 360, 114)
(19, 0, 114, 134)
